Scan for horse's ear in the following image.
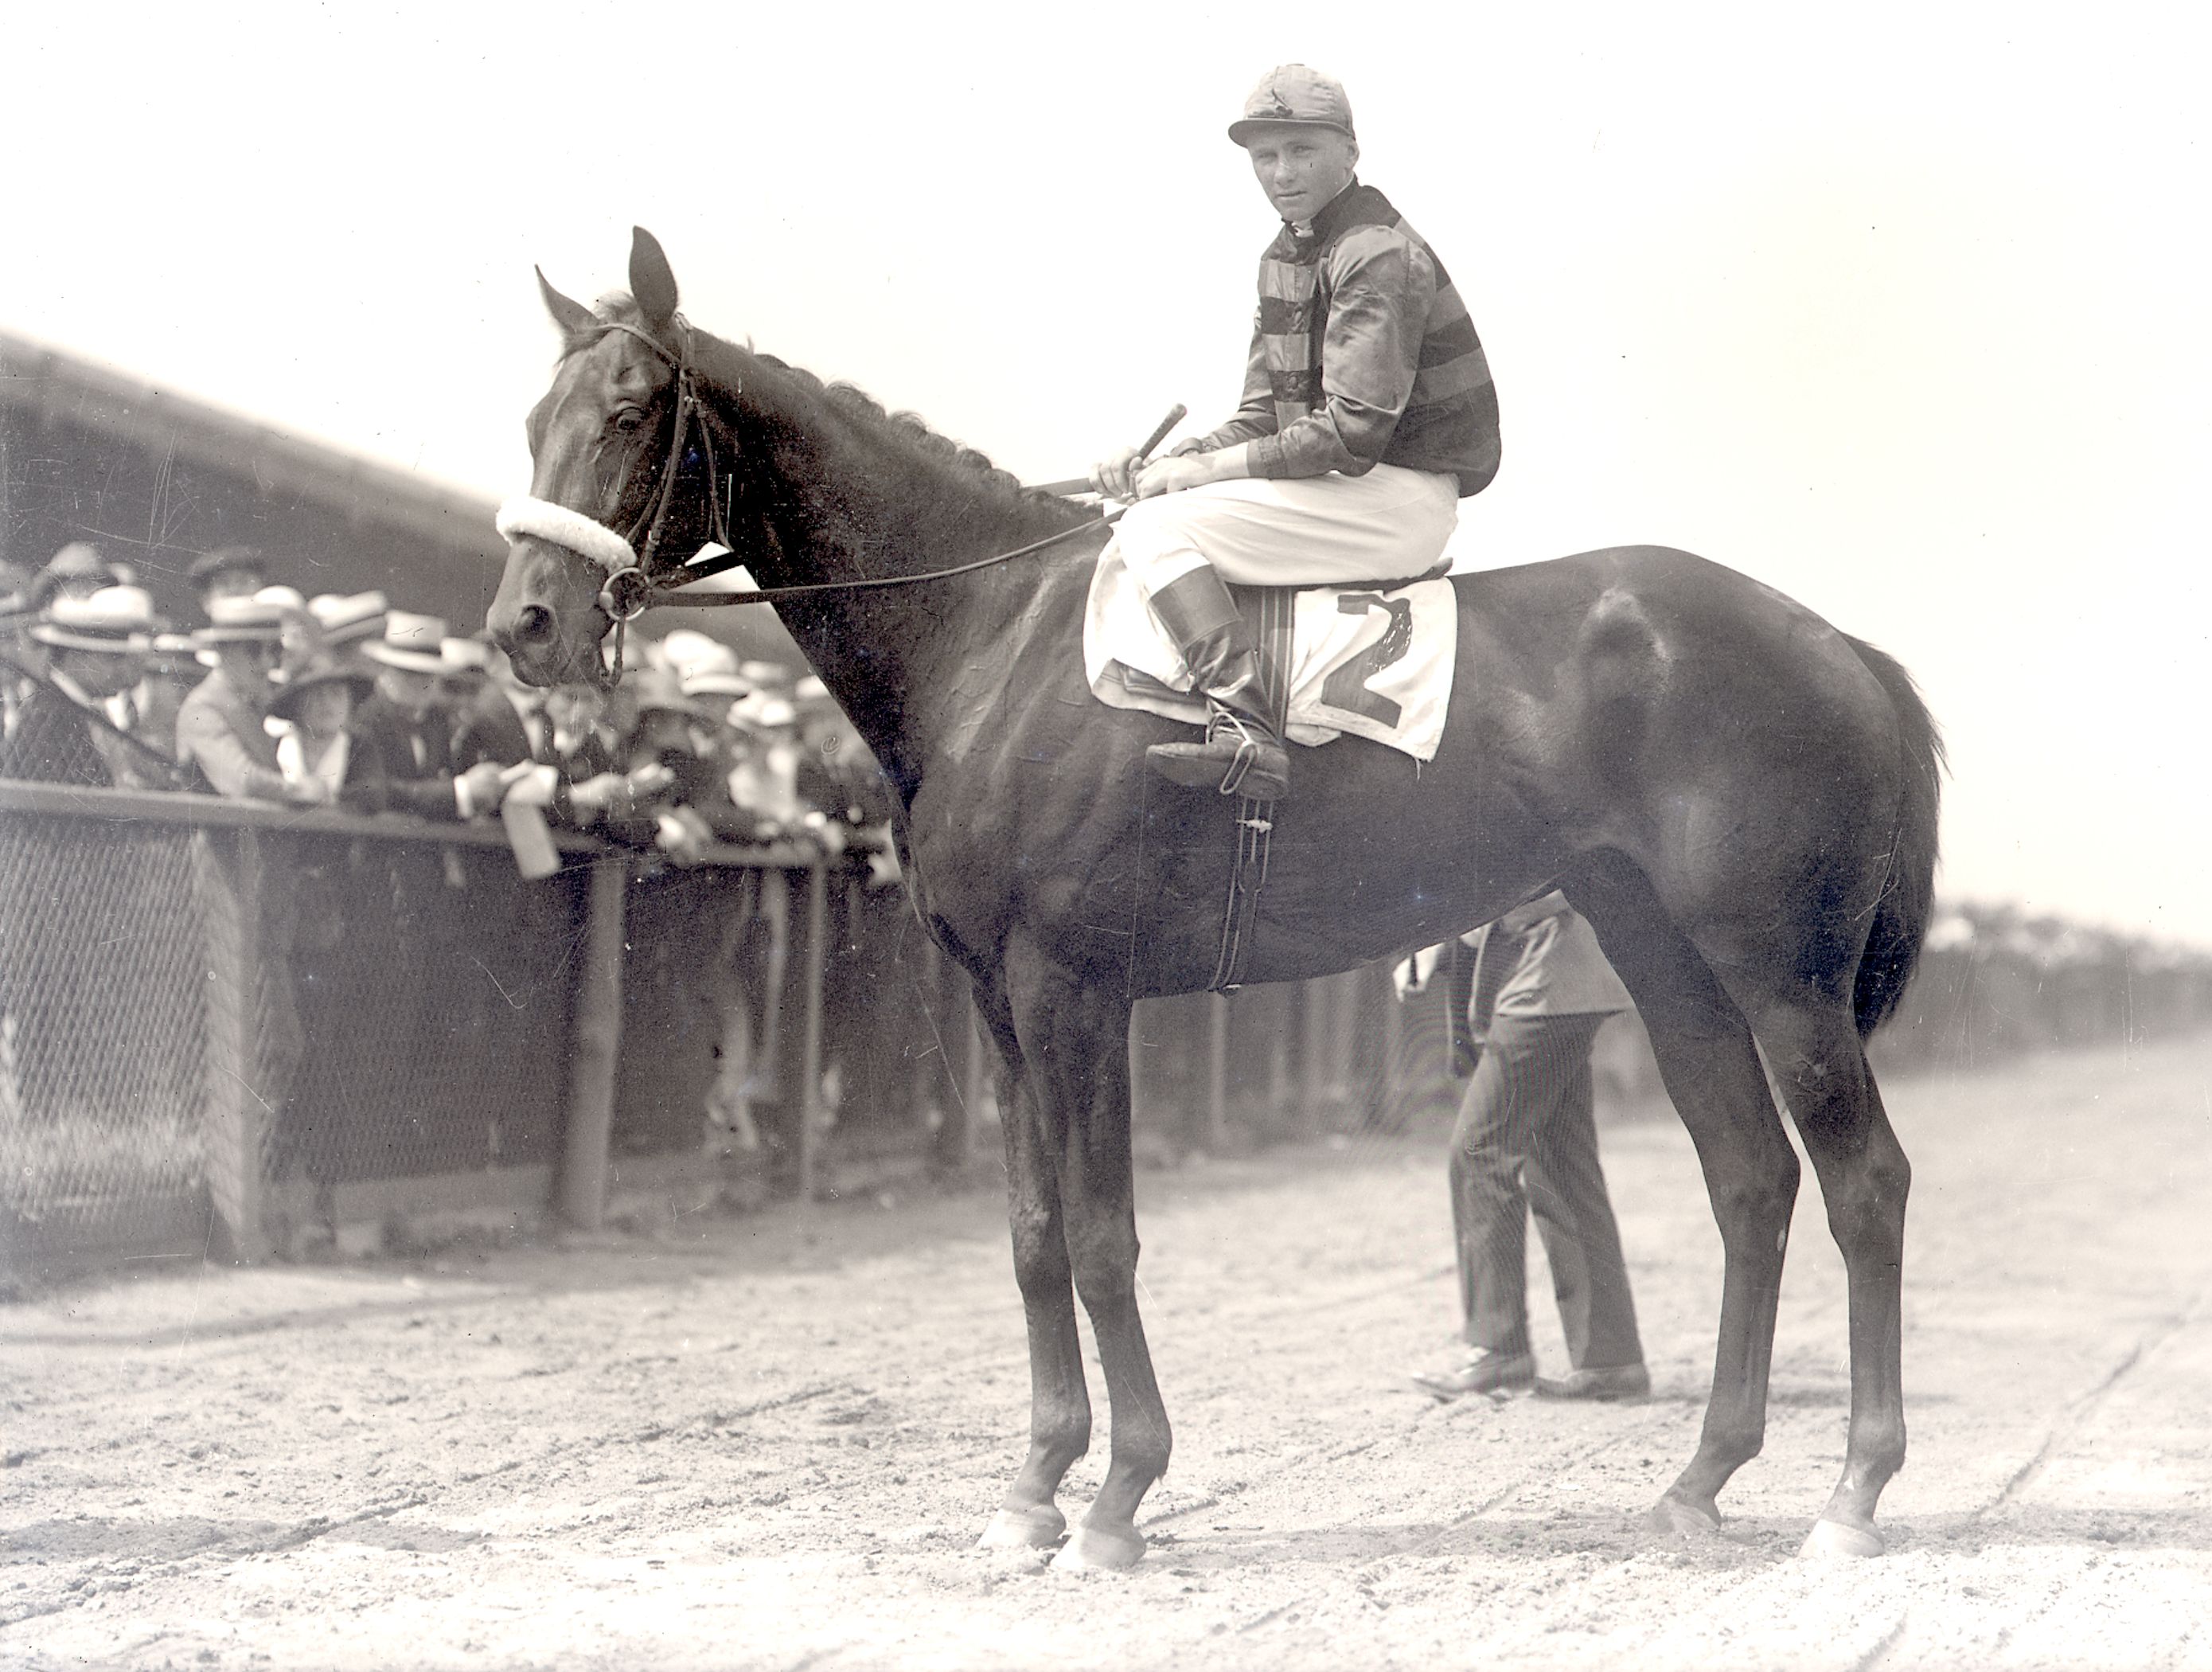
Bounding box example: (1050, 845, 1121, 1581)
(630, 227, 680, 331)
(536, 267, 598, 342)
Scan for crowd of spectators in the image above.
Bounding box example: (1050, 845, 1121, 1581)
(0, 540, 896, 870)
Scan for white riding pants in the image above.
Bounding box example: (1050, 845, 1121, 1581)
(1107, 463, 1461, 602)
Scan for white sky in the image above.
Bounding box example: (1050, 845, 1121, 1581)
(7, 2, 2208, 940)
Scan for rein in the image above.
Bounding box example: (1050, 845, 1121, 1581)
(496, 320, 1124, 681)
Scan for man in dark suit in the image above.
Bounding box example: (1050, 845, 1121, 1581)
(441, 635, 534, 774)
(1403, 893, 1651, 1402)
(346, 612, 509, 820)
(1, 587, 171, 787)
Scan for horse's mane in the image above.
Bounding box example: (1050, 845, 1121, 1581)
(589, 292, 1072, 515)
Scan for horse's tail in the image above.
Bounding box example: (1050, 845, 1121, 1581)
(1844, 635, 1945, 1039)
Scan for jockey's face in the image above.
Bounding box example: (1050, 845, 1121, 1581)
(1243, 125, 1359, 224)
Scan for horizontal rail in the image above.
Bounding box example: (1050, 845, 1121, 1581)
(0, 779, 824, 870)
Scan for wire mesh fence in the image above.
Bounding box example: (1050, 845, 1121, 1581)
(0, 788, 823, 1268)
(0, 806, 211, 1252)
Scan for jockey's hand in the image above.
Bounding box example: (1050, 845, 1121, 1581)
(1089, 444, 1146, 501)
(1133, 453, 1218, 500)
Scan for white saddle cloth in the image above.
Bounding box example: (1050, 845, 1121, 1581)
(1082, 547, 1458, 762)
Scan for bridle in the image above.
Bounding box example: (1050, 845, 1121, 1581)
(495, 319, 1117, 682)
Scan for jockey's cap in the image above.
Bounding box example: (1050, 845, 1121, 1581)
(1228, 64, 1355, 146)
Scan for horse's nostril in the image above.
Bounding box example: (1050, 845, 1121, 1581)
(513, 604, 555, 646)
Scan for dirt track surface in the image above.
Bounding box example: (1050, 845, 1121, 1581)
(5, 1033, 2211, 1670)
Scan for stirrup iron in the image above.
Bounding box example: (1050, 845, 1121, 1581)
(1207, 708, 1270, 797)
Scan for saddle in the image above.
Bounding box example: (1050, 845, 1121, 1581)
(1082, 557, 1460, 991)
(1083, 559, 1460, 765)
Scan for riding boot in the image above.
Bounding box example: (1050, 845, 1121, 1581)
(1141, 570, 1290, 799)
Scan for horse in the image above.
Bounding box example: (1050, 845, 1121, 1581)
(489, 228, 1943, 1571)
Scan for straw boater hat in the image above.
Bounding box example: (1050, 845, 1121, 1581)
(308, 591, 389, 648)
(629, 665, 712, 722)
(29, 585, 157, 654)
(655, 629, 728, 680)
(29, 543, 129, 610)
(195, 593, 288, 644)
(737, 659, 794, 690)
(361, 611, 447, 673)
(267, 652, 375, 721)
(679, 667, 751, 702)
(255, 584, 309, 615)
(730, 689, 798, 731)
(668, 635, 749, 703)
(439, 636, 495, 679)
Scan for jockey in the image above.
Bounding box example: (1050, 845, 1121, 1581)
(1092, 65, 1500, 800)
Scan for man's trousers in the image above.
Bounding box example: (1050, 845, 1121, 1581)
(1109, 463, 1459, 602)
(1448, 1009, 1645, 1370)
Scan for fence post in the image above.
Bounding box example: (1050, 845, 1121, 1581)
(558, 856, 626, 1230)
(796, 862, 828, 1201)
(195, 826, 276, 1263)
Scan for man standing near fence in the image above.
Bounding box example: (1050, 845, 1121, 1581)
(2, 587, 166, 787)
(178, 595, 306, 801)
(348, 613, 513, 820)
(1400, 892, 1651, 1400)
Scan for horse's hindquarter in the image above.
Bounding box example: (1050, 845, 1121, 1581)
(1457, 546, 1915, 983)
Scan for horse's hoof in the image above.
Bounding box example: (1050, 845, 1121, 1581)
(1648, 1494, 1722, 1538)
(1050, 1522, 1146, 1572)
(977, 1502, 1066, 1549)
(1800, 1517, 1885, 1560)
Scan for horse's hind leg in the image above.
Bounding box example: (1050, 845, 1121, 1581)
(1737, 998, 1910, 1558)
(971, 979, 1093, 1552)
(1571, 862, 1800, 1537)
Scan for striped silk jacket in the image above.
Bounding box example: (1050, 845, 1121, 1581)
(1191, 181, 1500, 496)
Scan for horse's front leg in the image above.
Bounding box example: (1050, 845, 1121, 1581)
(1005, 942, 1167, 1572)
(972, 980, 1092, 1552)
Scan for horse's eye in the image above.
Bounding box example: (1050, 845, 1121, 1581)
(613, 408, 646, 435)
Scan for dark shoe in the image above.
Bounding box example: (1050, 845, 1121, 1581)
(1146, 703, 1290, 799)
(1534, 1363, 1652, 1402)
(1410, 1346, 1534, 1401)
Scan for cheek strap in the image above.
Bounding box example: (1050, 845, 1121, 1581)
(495, 496, 638, 575)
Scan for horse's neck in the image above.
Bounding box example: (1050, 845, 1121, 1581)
(727, 357, 1100, 795)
